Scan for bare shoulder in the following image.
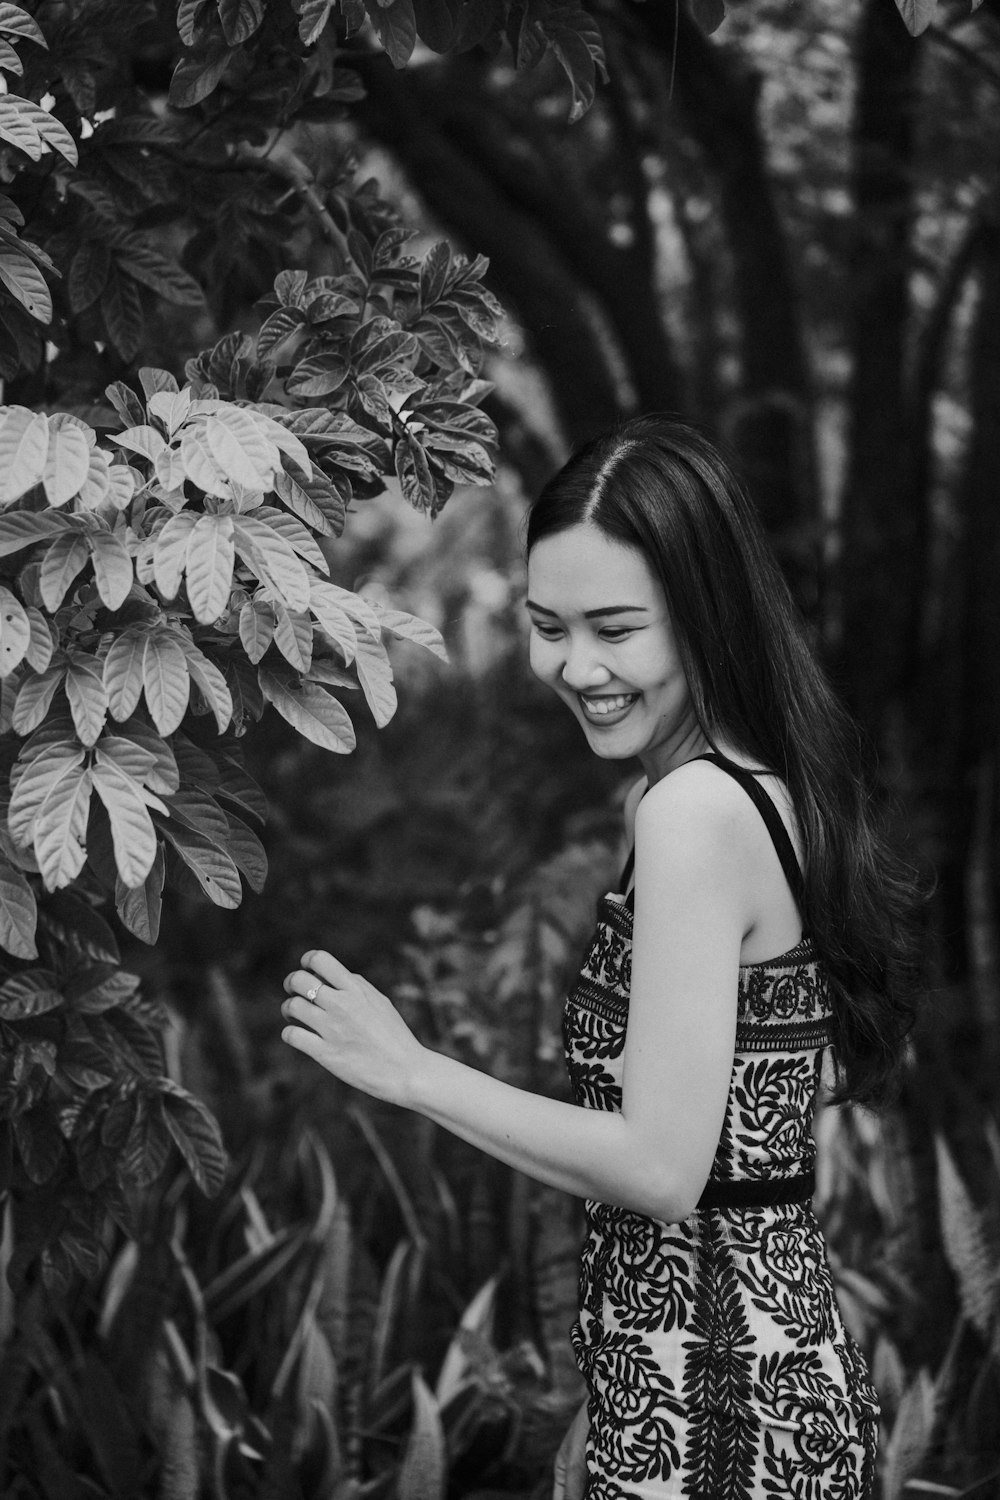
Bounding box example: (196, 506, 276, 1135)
(635, 759, 761, 863)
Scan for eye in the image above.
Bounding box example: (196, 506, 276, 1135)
(599, 627, 632, 642)
(529, 620, 563, 639)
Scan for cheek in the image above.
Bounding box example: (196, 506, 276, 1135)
(528, 635, 559, 684)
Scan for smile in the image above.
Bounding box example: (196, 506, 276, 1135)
(579, 693, 639, 723)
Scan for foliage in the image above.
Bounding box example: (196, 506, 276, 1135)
(0, 1126, 563, 1500)
(815, 1107, 1000, 1496)
(0, 203, 501, 1293)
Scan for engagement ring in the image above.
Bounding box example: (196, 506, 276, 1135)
(306, 986, 319, 1000)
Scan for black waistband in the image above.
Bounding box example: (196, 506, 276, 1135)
(696, 1170, 815, 1210)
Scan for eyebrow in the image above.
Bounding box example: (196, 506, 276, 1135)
(525, 600, 649, 619)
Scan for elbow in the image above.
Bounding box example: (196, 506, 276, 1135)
(624, 1165, 705, 1225)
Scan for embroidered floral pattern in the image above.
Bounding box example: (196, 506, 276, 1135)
(563, 896, 878, 1498)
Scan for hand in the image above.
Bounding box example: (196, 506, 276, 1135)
(553, 1398, 589, 1500)
(281, 949, 425, 1107)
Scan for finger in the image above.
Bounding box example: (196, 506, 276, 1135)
(282, 995, 326, 1029)
(302, 949, 355, 989)
(281, 1024, 327, 1061)
(284, 970, 328, 1002)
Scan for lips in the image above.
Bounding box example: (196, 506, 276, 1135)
(578, 692, 639, 724)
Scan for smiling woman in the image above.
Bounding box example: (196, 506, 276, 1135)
(282, 414, 922, 1500)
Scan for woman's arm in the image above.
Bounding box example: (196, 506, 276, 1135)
(282, 766, 746, 1222)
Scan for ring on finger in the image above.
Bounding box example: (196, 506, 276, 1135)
(306, 985, 319, 1001)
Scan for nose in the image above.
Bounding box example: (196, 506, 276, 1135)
(560, 638, 612, 692)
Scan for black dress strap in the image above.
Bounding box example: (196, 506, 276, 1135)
(617, 752, 805, 919)
(692, 752, 806, 915)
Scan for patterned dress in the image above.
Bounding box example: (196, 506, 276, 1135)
(562, 756, 879, 1499)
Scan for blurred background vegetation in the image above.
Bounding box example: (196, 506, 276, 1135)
(3, 0, 1000, 1495)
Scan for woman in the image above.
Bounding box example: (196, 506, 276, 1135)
(281, 415, 919, 1499)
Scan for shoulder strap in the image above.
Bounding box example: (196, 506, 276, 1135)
(693, 752, 806, 912)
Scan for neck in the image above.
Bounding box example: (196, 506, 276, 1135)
(640, 719, 714, 787)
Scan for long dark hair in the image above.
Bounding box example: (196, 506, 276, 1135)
(526, 414, 921, 1107)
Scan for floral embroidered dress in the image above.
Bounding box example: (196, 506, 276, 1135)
(563, 754, 879, 1500)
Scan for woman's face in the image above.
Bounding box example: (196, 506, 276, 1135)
(526, 523, 706, 783)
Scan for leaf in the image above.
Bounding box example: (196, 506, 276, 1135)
(0, 5, 48, 48)
(12, 664, 64, 735)
(255, 505, 328, 574)
(204, 415, 271, 491)
(159, 820, 242, 908)
(893, 0, 937, 34)
(272, 468, 339, 536)
(100, 268, 143, 362)
(395, 434, 437, 515)
(0, 36, 21, 73)
(40, 531, 90, 610)
(218, 0, 265, 45)
(0, 852, 36, 957)
(138, 368, 179, 400)
(0, 509, 68, 557)
(935, 1137, 997, 1339)
(105, 465, 137, 511)
(65, 655, 108, 745)
(143, 631, 190, 736)
(374, 607, 447, 662)
(68, 240, 111, 312)
(8, 741, 85, 845)
(273, 604, 312, 672)
(180, 424, 229, 498)
(0, 584, 31, 676)
(91, 759, 158, 887)
(397, 1372, 446, 1500)
(34, 765, 91, 889)
(153, 510, 198, 600)
(220, 809, 266, 892)
(174, 635, 233, 733)
(285, 353, 350, 397)
(116, 719, 179, 793)
(308, 582, 357, 662)
(76, 448, 113, 512)
(115, 844, 164, 944)
(24, 606, 54, 671)
(210, 405, 281, 483)
(184, 513, 235, 624)
(0, 969, 61, 1019)
(147, 388, 192, 436)
(159, 1079, 227, 1193)
(114, 235, 204, 306)
(110, 425, 167, 464)
(0, 405, 49, 501)
(169, 44, 231, 109)
(103, 629, 148, 721)
(0, 95, 41, 158)
(256, 305, 306, 357)
(239, 598, 275, 663)
(354, 634, 397, 727)
(233, 516, 311, 611)
(295, 0, 336, 45)
(89, 530, 134, 609)
(161, 785, 231, 847)
(259, 670, 356, 753)
(15, 99, 77, 165)
(105, 381, 146, 430)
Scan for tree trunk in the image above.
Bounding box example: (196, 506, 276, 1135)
(839, 0, 923, 726)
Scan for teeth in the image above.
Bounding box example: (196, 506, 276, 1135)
(582, 694, 635, 716)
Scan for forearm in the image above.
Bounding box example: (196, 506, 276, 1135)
(408, 1047, 684, 1219)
